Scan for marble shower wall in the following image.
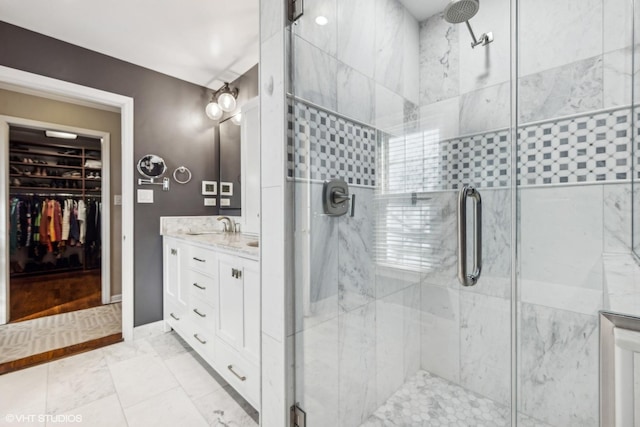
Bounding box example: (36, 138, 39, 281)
(418, 0, 637, 131)
(293, 0, 420, 134)
(418, 0, 511, 135)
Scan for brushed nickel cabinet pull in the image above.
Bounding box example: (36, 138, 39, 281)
(170, 313, 180, 321)
(193, 257, 205, 263)
(227, 365, 247, 381)
(193, 282, 206, 290)
(194, 334, 207, 344)
(193, 308, 207, 318)
(170, 248, 177, 255)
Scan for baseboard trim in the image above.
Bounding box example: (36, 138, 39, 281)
(110, 294, 122, 303)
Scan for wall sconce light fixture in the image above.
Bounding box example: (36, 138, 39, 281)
(205, 82, 239, 120)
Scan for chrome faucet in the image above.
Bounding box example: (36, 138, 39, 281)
(217, 216, 233, 233)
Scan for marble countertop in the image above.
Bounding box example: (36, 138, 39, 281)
(163, 231, 259, 260)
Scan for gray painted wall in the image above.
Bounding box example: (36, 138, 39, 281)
(0, 21, 258, 326)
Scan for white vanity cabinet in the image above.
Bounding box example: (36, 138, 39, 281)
(162, 236, 260, 410)
(215, 253, 260, 406)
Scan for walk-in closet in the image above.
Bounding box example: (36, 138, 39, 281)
(8, 126, 103, 322)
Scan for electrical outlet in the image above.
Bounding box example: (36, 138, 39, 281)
(220, 198, 231, 207)
(114, 195, 122, 205)
(204, 198, 216, 206)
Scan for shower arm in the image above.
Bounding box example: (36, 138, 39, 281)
(464, 20, 493, 48)
(465, 21, 480, 46)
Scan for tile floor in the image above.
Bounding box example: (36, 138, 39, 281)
(361, 371, 553, 427)
(0, 303, 122, 364)
(0, 331, 259, 427)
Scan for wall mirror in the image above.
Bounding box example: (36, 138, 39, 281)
(137, 154, 167, 179)
(216, 96, 260, 235)
(219, 117, 241, 210)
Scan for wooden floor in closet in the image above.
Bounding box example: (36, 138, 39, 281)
(9, 269, 102, 322)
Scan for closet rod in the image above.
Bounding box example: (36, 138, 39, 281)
(10, 192, 101, 198)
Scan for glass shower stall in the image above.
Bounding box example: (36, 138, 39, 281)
(288, 0, 638, 425)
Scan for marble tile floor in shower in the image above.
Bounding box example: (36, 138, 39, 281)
(0, 331, 258, 427)
(0, 303, 122, 364)
(361, 370, 552, 427)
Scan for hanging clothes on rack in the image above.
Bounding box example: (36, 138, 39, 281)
(8, 194, 102, 274)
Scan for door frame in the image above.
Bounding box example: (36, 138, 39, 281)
(0, 65, 135, 341)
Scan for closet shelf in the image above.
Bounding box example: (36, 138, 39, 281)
(10, 186, 85, 193)
(10, 174, 84, 181)
(10, 161, 84, 170)
(10, 148, 84, 159)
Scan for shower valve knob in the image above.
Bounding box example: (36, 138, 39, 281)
(322, 178, 355, 217)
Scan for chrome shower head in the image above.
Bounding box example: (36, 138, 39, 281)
(444, 0, 480, 24)
(443, 0, 493, 48)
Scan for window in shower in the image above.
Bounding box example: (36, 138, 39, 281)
(375, 129, 442, 272)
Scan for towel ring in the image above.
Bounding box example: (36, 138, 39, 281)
(173, 166, 192, 184)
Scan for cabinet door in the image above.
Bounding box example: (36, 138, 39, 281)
(163, 239, 188, 326)
(242, 259, 260, 365)
(217, 255, 244, 349)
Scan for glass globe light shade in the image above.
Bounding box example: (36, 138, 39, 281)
(217, 92, 237, 112)
(205, 101, 223, 120)
(231, 113, 242, 125)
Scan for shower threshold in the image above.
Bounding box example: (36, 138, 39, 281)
(360, 370, 552, 427)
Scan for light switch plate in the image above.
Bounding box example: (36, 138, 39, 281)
(114, 195, 122, 206)
(204, 198, 216, 206)
(220, 198, 231, 207)
(137, 189, 154, 203)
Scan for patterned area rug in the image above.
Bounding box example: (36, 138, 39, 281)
(0, 303, 121, 364)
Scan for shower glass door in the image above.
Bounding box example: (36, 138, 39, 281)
(515, 0, 637, 425)
(289, 0, 514, 425)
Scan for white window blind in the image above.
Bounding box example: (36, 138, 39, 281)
(375, 130, 443, 272)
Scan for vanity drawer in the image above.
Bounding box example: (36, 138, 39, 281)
(188, 300, 216, 331)
(164, 300, 188, 335)
(215, 337, 260, 409)
(185, 269, 216, 307)
(186, 322, 216, 363)
(186, 245, 217, 273)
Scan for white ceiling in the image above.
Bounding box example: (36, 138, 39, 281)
(398, 0, 450, 21)
(0, 0, 259, 90)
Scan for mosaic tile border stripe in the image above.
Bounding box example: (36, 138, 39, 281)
(288, 98, 635, 190)
(287, 101, 377, 187)
(517, 108, 632, 185)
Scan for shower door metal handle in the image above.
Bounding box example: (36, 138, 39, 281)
(457, 185, 482, 287)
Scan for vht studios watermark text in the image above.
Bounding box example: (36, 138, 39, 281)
(5, 414, 83, 423)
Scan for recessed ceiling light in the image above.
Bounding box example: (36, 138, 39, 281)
(315, 16, 329, 26)
(45, 130, 78, 139)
